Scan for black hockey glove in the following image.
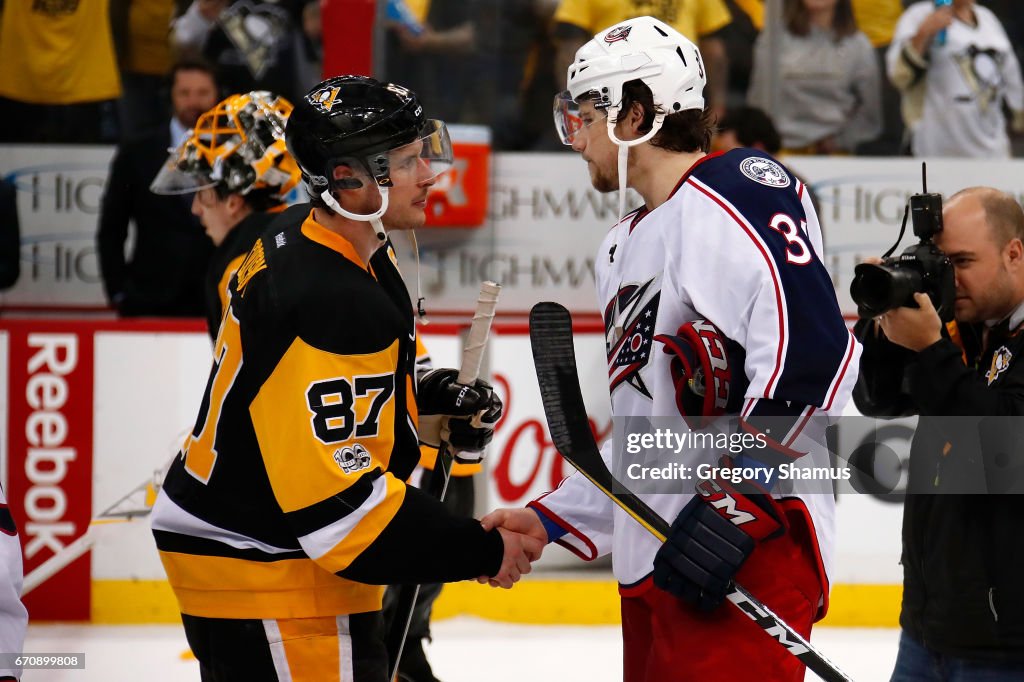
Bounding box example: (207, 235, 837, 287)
(653, 464, 786, 611)
(655, 319, 748, 429)
(417, 368, 502, 462)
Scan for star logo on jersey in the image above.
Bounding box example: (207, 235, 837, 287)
(604, 25, 633, 43)
(605, 277, 660, 398)
(740, 157, 791, 188)
(333, 444, 372, 474)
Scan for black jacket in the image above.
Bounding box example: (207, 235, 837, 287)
(0, 178, 18, 291)
(97, 126, 213, 316)
(855, 318, 1024, 661)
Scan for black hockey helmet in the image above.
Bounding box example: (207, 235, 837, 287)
(287, 75, 434, 192)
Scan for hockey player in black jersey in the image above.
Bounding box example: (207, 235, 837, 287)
(151, 90, 302, 338)
(150, 75, 542, 682)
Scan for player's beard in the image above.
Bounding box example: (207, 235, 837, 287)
(589, 161, 617, 194)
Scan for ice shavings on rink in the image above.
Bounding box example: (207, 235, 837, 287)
(25, 617, 899, 681)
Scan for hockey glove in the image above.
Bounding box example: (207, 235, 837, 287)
(653, 467, 786, 611)
(417, 368, 502, 462)
(655, 319, 748, 429)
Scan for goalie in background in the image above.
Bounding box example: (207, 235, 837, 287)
(484, 15, 859, 682)
(150, 75, 540, 682)
(150, 89, 302, 338)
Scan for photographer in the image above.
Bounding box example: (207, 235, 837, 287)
(855, 187, 1024, 679)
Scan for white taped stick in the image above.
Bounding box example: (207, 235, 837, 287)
(456, 280, 501, 385)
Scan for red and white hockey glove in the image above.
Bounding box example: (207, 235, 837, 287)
(653, 461, 787, 611)
(655, 319, 748, 429)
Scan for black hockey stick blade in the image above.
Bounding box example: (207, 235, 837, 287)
(528, 301, 854, 682)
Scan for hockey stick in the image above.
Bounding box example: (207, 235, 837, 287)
(387, 281, 501, 681)
(528, 302, 854, 682)
(23, 460, 171, 594)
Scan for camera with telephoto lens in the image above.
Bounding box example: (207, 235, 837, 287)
(849, 165, 955, 321)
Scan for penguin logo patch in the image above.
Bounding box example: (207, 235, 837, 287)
(312, 87, 342, 112)
(987, 346, 1012, 385)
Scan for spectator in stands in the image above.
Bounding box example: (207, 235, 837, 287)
(171, 0, 301, 101)
(96, 59, 219, 317)
(711, 105, 781, 154)
(466, 0, 561, 150)
(551, 0, 733, 118)
(150, 91, 300, 336)
(0, 0, 121, 144)
(0, 178, 18, 292)
(111, 0, 178, 139)
(851, 0, 905, 155)
(887, 0, 1024, 158)
(748, 0, 880, 155)
(385, 0, 478, 124)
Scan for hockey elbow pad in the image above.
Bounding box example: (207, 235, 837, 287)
(655, 319, 748, 429)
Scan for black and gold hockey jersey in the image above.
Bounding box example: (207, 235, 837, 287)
(152, 209, 502, 620)
(203, 210, 277, 339)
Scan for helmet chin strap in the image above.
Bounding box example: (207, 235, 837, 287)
(603, 106, 666, 261)
(320, 185, 391, 241)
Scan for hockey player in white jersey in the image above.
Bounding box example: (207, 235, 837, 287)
(483, 16, 860, 682)
(0, 487, 28, 681)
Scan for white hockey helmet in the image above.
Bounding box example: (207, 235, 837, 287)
(563, 15, 706, 127)
(554, 16, 707, 229)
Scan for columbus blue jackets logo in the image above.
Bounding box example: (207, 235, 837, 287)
(604, 26, 632, 43)
(605, 277, 660, 398)
(740, 157, 790, 188)
(333, 444, 371, 474)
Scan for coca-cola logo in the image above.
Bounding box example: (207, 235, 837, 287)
(489, 373, 610, 504)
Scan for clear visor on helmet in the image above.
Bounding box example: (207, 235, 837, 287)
(553, 90, 608, 146)
(381, 118, 454, 185)
(149, 141, 220, 195)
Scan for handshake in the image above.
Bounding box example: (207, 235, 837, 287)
(477, 507, 550, 589)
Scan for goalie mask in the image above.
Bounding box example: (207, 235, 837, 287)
(285, 75, 454, 239)
(554, 16, 706, 223)
(151, 91, 300, 205)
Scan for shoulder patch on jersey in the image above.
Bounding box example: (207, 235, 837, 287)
(739, 157, 791, 188)
(274, 232, 287, 248)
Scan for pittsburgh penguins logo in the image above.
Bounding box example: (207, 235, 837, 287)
(986, 346, 1012, 385)
(952, 45, 1007, 115)
(605, 277, 660, 398)
(604, 26, 633, 43)
(333, 443, 371, 474)
(312, 86, 342, 112)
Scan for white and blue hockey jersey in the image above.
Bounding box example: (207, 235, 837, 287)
(532, 149, 860, 614)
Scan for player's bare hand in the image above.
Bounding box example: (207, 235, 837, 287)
(485, 528, 545, 589)
(481, 507, 547, 560)
(877, 292, 942, 351)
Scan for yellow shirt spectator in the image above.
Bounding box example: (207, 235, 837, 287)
(0, 0, 121, 104)
(555, 0, 731, 42)
(733, 0, 901, 47)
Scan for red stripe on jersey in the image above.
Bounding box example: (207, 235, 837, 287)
(686, 178, 788, 396)
(797, 180, 805, 201)
(528, 497, 600, 562)
(784, 406, 816, 448)
(823, 331, 856, 411)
